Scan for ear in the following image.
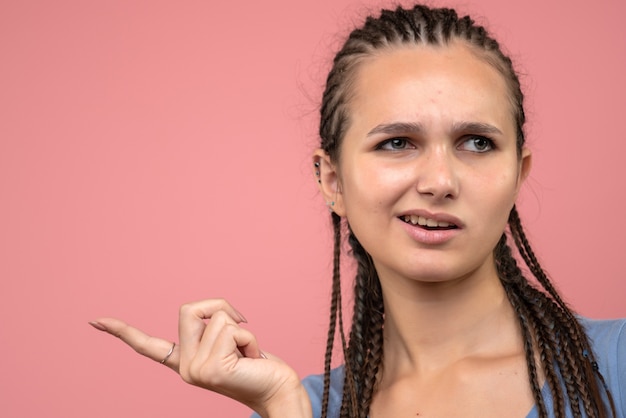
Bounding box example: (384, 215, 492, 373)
(312, 149, 346, 216)
(514, 146, 532, 196)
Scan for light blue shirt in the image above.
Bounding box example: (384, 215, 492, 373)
(252, 317, 626, 417)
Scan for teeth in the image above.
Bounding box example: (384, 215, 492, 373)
(403, 215, 452, 228)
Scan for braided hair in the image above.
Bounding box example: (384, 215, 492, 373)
(318, 5, 616, 418)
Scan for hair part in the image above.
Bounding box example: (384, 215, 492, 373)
(319, 4, 615, 418)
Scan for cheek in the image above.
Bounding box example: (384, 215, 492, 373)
(478, 170, 519, 215)
(466, 159, 520, 206)
(342, 162, 411, 211)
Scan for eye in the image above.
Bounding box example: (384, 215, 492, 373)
(460, 136, 494, 153)
(377, 137, 414, 151)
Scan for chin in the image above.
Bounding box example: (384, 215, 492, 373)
(402, 262, 491, 285)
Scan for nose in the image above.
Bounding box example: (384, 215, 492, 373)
(415, 147, 459, 201)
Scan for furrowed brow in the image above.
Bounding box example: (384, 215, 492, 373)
(367, 121, 503, 137)
(367, 122, 424, 137)
(451, 121, 503, 136)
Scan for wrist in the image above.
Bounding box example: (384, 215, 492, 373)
(260, 382, 312, 418)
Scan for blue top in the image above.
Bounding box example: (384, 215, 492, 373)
(252, 317, 626, 417)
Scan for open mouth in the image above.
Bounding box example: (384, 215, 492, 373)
(400, 215, 458, 230)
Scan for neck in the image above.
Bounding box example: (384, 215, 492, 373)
(378, 260, 520, 378)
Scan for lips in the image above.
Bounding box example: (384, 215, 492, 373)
(397, 210, 463, 230)
(400, 214, 457, 229)
(397, 212, 462, 244)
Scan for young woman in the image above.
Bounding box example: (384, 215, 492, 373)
(90, 4, 625, 418)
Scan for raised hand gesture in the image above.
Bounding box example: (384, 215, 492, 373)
(90, 298, 312, 417)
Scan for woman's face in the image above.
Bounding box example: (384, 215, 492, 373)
(317, 42, 531, 285)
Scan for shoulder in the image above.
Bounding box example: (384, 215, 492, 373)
(579, 316, 626, 345)
(579, 317, 626, 365)
(300, 366, 345, 418)
(579, 317, 626, 415)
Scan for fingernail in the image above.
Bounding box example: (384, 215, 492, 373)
(89, 321, 107, 332)
(259, 351, 268, 359)
(234, 309, 248, 323)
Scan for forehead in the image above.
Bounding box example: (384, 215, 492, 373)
(347, 42, 515, 134)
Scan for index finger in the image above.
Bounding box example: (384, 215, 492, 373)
(90, 318, 180, 372)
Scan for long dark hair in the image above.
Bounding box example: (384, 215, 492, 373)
(318, 5, 616, 418)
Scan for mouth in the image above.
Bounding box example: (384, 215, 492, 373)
(399, 214, 459, 230)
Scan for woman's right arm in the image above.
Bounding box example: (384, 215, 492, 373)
(89, 298, 313, 418)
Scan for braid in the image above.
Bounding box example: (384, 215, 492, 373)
(322, 212, 352, 417)
(509, 207, 616, 416)
(495, 207, 617, 417)
(319, 4, 615, 417)
(341, 230, 384, 418)
(495, 235, 551, 418)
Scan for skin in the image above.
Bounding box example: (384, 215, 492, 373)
(317, 43, 530, 285)
(92, 41, 532, 417)
(316, 42, 533, 417)
(90, 300, 312, 417)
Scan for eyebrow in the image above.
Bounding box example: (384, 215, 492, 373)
(366, 121, 503, 137)
(367, 122, 424, 137)
(451, 121, 503, 136)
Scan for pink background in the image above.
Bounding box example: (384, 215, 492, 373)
(1, 0, 625, 416)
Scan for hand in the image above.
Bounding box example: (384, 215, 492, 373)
(90, 298, 312, 417)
